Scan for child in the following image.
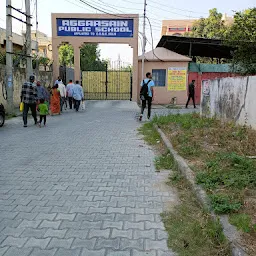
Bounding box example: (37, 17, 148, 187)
(38, 99, 48, 127)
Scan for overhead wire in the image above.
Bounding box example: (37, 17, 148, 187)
(146, 16, 164, 62)
(147, 3, 203, 19)
(94, 0, 142, 11)
(76, 0, 139, 19)
(64, 0, 92, 11)
(147, 0, 208, 15)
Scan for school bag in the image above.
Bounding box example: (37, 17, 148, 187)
(140, 79, 151, 100)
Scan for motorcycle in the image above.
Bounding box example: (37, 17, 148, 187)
(0, 104, 5, 127)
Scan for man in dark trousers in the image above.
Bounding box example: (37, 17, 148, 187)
(139, 72, 155, 121)
(186, 80, 196, 108)
(21, 75, 38, 127)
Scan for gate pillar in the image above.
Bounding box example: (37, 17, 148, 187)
(73, 46, 81, 82)
(52, 43, 59, 82)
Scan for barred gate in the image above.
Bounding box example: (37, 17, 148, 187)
(59, 66, 74, 85)
(82, 65, 132, 100)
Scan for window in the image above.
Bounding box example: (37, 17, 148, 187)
(169, 27, 186, 31)
(152, 69, 166, 87)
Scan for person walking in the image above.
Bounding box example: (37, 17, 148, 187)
(36, 81, 47, 100)
(54, 76, 62, 86)
(36, 81, 48, 107)
(58, 81, 66, 112)
(21, 75, 38, 127)
(139, 72, 155, 121)
(66, 80, 74, 109)
(186, 80, 196, 108)
(50, 85, 61, 115)
(72, 81, 84, 112)
(37, 99, 48, 127)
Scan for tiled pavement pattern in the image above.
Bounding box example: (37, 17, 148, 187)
(0, 101, 179, 256)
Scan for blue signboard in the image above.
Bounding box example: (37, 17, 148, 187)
(57, 18, 134, 38)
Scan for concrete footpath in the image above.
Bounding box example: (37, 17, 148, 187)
(0, 101, 179, 256)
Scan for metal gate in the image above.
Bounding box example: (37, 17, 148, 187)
(59, 66, 74, 85)
(82, 65, 132, 100)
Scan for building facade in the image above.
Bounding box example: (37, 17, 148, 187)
(162, 15, 233, 37)
(138, 47, 192, 105)
(161, 20, 196, 36)
(31, 31, 52, 60)
(0, 27, 37, 52)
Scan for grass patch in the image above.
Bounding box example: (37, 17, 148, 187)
(153, 113, 256, 253)
(140, 120, 231, 255)
(138, 122, 161, 146)
(6, 113, 17, 120)
(229, 214, 256, 233)
(209, 194, 242, 214)
(162, 171, 231, 256)
(154, 152, 174, 171)
(166, 104, 182, 109)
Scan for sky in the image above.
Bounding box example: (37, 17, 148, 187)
(0, 0, 255, 64)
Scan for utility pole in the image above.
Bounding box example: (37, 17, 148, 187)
(35, 0, 39, 78)
(6, 0, 14, 114)
(141, 0, 146, 81)
(25, 0, 32, 79)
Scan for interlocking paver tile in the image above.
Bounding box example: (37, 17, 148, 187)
(2, 247, 32, 256)
(0, 101, 177, 255)
(29, 248, 57, 256)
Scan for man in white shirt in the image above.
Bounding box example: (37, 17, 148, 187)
(58, 82, 66, 112)
(72, 81, 84, 112)
(66, 80, 75, 109)
(54, 76, 62, 86)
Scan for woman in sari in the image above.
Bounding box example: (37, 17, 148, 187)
(50, 85, 61, 115)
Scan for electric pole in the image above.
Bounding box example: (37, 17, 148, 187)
(35, 0, 39, 78)
(141, 0, 147, 81)
(6, 0, 14, 114)
(25, 0, 32, 79)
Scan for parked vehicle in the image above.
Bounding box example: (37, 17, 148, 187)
(0, 104, 5, 127)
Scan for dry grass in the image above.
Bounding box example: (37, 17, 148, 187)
(153, 113, 256, 254)
(139, 121, 231, 256)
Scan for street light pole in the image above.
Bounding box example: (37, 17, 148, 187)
(35, 0, 39, 78)
(6, 0, 14, 114)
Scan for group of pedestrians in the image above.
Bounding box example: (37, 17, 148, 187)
(20, 75, 84, 128)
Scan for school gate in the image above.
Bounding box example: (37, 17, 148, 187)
(82, 64, 132, 100)
(51, 13, 139, 101)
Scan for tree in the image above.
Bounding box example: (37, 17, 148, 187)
(226, 8, 256, 75)
(32, 55, 52, 71)
(187, 8, 227, 39)
(59, 44, 74, 67)
(0, 50, 6, 65)
(80, 44, 107, 71)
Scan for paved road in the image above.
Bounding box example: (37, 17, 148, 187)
(0, 101, 178, 256)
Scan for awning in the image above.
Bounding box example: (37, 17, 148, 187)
(157, 35, 235, 59)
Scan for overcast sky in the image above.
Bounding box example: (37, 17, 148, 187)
(0, 0, 254, 64)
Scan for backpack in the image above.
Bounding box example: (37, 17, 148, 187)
(140, 80, 151, 99)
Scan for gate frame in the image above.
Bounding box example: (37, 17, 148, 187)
(52, 13, 139, 102)
(82, 64, 132, 100)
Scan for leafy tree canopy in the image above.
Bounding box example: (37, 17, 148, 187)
(59, 44, 74, 67)
(187, 8, 227, 39)
(80, 44, 107, 71)
(226, 8, 256, 75)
